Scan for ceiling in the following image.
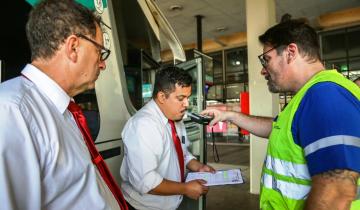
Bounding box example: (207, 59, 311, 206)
(155, 0, 360, 47)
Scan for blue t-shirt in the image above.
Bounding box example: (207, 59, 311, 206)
(292, 82, 360, 176)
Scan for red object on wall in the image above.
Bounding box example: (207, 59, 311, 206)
(240, 92, 250, 135)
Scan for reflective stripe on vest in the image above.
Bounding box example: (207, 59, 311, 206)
(264, 155, 311, 180)
(304, 135, 360, 156)
(262, 173, 311, 200)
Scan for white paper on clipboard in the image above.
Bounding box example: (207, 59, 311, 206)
(185, 169, 244, 186)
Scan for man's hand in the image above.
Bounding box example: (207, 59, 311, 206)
(198, 164, 216, 173)
(184, 179, 209, 200)
(201, 108, 228, 126)
(187, 159, 216, 173)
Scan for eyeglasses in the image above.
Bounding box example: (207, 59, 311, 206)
(76, 33, 111, 61)
(257, 46, 279, 68)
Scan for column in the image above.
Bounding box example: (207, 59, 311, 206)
(246, 0, 278, 194)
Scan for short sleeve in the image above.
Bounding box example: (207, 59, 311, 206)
(292, 82, 360, 176)
(122, 117, 164, 193)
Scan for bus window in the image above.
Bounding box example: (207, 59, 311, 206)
(111, 0, 161, 110)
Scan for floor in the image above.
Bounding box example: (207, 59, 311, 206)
(205, 144, 259, 210)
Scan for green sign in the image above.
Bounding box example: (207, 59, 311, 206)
(26, 0, 107, 10)
(340, 65, 348, 72)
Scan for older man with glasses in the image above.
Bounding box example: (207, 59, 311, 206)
(0, 0, 127, 210)
(76, 33, 111, 61)
(202, 14, 360, 210)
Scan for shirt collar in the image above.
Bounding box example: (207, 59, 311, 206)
(149, 99, 171, 126)
(21, 64, 70, 114)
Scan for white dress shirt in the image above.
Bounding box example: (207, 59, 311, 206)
(120, 99, 195, 210)
(0, 64, 119, 210)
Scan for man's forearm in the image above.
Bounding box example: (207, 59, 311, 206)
(149, 178, 208, 200)
(227, 111, 273, 138)
(149, 179, 186, 196)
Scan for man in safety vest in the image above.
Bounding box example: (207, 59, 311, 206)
(201, 14, 360, 210)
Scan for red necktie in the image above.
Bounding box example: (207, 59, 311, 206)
(68, 102, 128, 210)
(168, 120, 185, 182)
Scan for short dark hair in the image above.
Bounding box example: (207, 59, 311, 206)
(152, 66, 192, 98)
(259, 14, 320, 63)
(26, 0, 101, 61)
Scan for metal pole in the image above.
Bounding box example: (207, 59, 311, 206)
(195, 15, 203, 52)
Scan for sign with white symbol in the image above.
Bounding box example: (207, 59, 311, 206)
(103, 32, 111, 49)
(94, 0, 104, 14)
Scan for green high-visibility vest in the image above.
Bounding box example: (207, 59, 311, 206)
(260, 70, 360, 210)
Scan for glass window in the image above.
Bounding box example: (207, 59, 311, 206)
(125, 50, 159, 110)
(349, 56, 360, 81)
(348, 28, 360, 57)
(225, 48, 247, 83)
(112, 0, 162, 111)
(226, 72, 248, 84)
(279, 93, 294, 110)
(320, 26, 360, 79)
(321, 30, 347, 60)
(185, 65, 199, 113)
(349, 56, 360, 71)
(207, 85, 223, 100)
(209, 52, 223, 84)
(226, 49, 245, 73)
(323, 58, 347, 73)
(203, 56, 214, 85)
(226, 83, 246, 100)
(113, 0, 159, 59)
(206, 47, 248, 103)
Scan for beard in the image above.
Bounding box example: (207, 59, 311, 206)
(265, 75, 281, 93)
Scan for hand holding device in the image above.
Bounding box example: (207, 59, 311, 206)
(187, 112, 213, 125)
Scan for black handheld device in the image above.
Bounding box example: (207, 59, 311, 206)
(187, 112, 213, 125)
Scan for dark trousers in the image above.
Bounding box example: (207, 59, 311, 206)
(126, 201, 137, 210)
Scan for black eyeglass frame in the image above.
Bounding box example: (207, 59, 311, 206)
(257, 45, 282, 68)
(75, 33, 111, 61)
